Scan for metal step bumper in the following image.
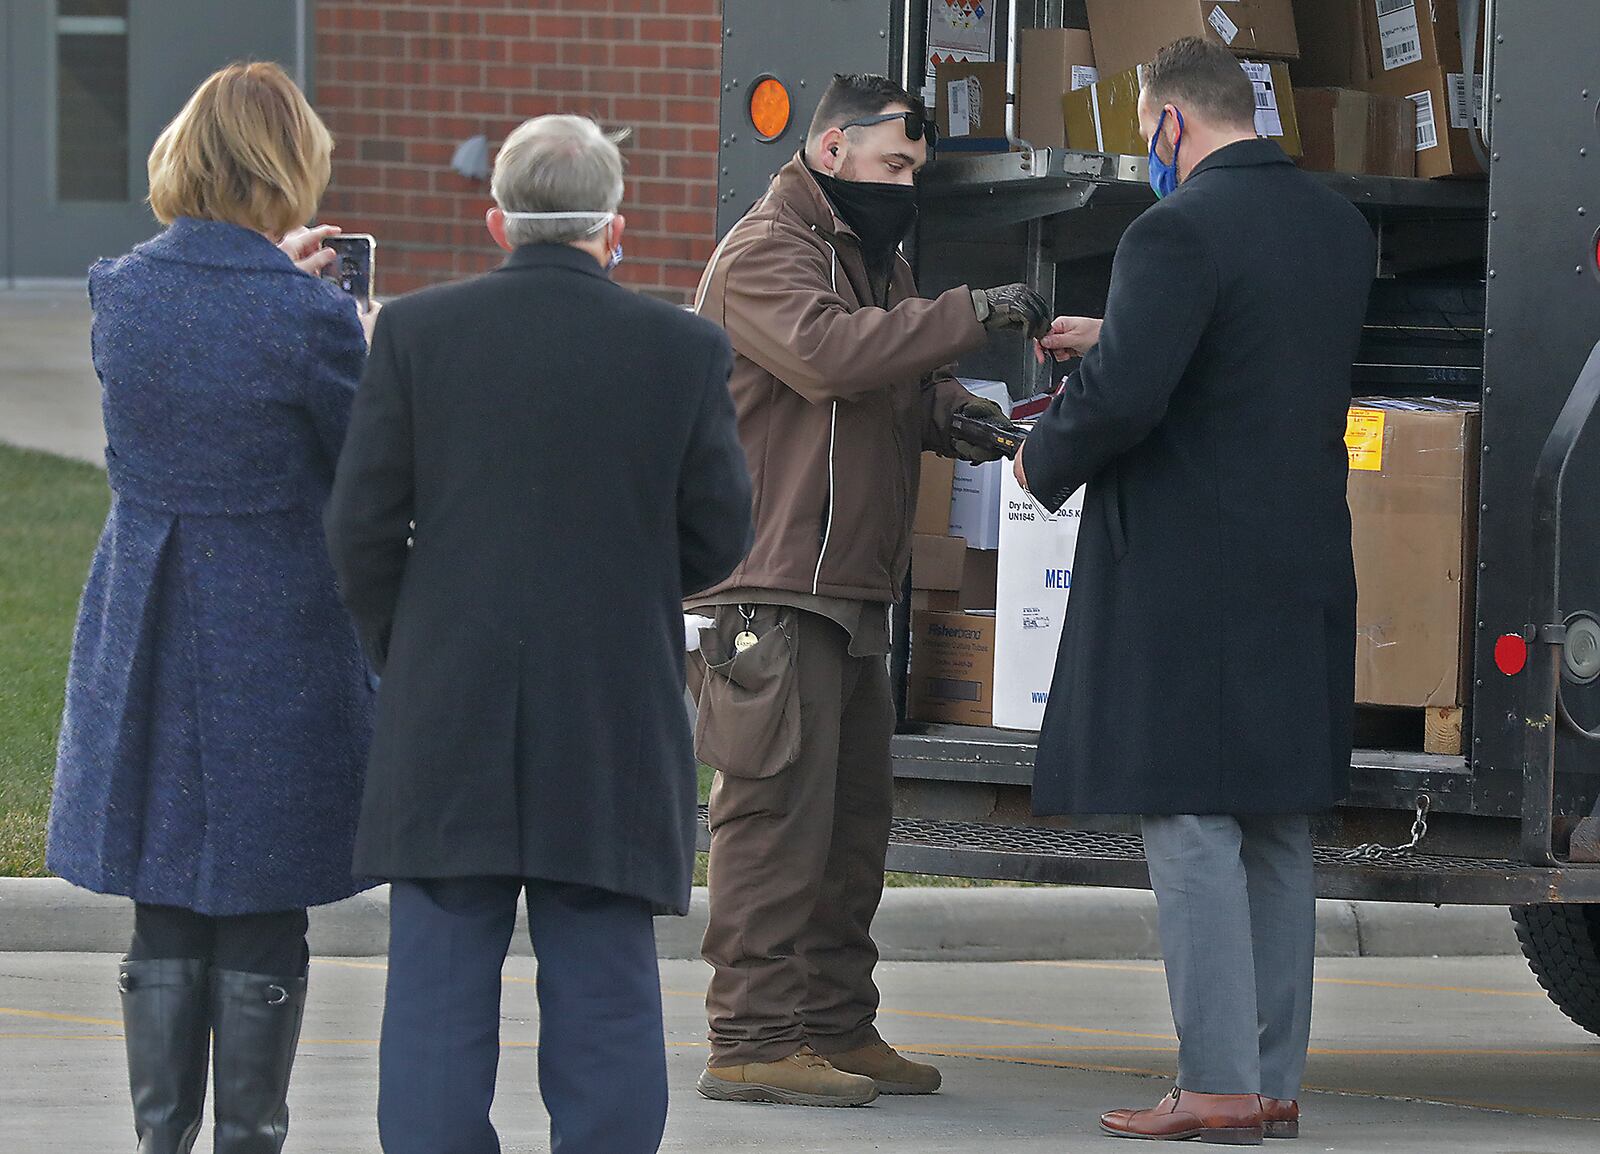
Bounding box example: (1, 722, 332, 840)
(696, 809, 1600, 906)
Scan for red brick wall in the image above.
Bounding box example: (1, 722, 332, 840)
(313, 1, 723, 302)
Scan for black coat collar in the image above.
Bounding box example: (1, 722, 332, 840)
(498, 243, 609, 278)
(1188, 138, 1294, 182)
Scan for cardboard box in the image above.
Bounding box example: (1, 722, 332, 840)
(1085, 0, 1299, 77)
(1289, 0, 1373, 88)
(916, 453, 956, 537)
(992, 467, 1086, 731)
(1362, 0, 1483, 178)
(1018, 28, 1098, 148)
(1346, 400, 1480, 708)
(962, 547, 999, 611)
(935, 61, 1010, 152)
(908, 610, 997, 726)
(1297, 88, 1415, 177)
(912, 532, 967, 592)
(1065, 59, 1301, 157)
(911, 588, 963, 613)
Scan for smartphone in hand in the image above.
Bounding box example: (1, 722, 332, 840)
(320, 234, 376, 313)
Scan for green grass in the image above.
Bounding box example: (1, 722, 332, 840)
(0, 445, 109, 876)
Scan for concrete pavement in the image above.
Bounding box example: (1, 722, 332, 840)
(0, 288, 103, 464)
(2, 951, 1596, 1152)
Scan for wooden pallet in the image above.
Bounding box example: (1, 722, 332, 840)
(1354, 704, 1465, 756)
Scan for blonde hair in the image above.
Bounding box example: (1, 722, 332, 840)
(147, 61, 333, 238)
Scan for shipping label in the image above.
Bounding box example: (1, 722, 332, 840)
(1069, 65, 1099, 91)
(1408, 89, 1439, 151)
(1375, 0, 1424, 71)
(1207, 5, 1241, 45)
(1447, 72, 1484, 130)
(947, 77, 979, 138)
(1346, 408, 1387, 471)
(1240, 62, 1284, 139)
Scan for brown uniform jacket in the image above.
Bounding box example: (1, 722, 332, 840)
(693, 154, 990, 603)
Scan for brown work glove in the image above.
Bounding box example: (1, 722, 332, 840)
(950, 397, 1008, 464)
(971, 284, 1052, 340)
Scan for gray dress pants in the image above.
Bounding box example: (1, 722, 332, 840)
(1140, 814, 1316, 1102)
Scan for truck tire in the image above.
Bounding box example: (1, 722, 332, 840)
(1510, 903, 1600, 1036)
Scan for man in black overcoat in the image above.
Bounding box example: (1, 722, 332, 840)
(325, 114, 752, 1154)
(1017, 39, 1376, 1143)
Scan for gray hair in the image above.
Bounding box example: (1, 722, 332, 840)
(492, 115, 627, 246)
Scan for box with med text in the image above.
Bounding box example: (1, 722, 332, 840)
(1065, 59, 1301, 157)
(1345, 399, 1480, 709)
(992, 466, 1086, 731)
(1085, 0, 1299, 77)
(908, 610, 997, 726)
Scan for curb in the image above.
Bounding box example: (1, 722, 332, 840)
(0, 877, 1522, 960)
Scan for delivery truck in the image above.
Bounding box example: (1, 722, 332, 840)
(706, 0, 1600, 1035)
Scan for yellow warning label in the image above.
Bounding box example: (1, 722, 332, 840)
(1345, 408, 1386, 472)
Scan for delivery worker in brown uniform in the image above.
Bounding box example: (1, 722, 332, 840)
(688, 73, 1051, 1107)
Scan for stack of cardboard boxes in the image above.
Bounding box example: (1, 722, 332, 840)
(934, 1, 1483, 179)
(1292, 0, 1481, 179)
(908, 458, 1000, 725)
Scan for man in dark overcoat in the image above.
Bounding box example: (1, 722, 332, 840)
(1017, 39, 1376, 1143)
(325, 114, 752, 1154)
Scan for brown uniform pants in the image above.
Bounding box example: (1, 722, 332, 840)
(691, 607, 896, 1066)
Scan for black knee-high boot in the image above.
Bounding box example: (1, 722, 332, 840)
(209, 969, 307, 1154)
(119, 958, 211, 1154)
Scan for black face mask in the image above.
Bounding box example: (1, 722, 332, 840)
(810, 169, 919, 264)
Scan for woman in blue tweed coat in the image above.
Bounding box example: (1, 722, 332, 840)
(45, 63, 376, 1154)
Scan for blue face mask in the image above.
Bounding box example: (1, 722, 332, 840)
(1148, 108, 1184, 199)
(606, 242, 624, 273)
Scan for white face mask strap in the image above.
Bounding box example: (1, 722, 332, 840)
(499, 210, 614, 237)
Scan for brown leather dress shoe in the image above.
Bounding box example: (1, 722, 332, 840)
(1259, 1097, 1299, 1139)
(1101, 1088, 1265, 1144)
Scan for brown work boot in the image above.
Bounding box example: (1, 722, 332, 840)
(1259, 1097, 1299, 1139)
(696, 1045, 880, 1107)
(1101, 1087, 1265, 1144)
(824, 1038, 942, 1094)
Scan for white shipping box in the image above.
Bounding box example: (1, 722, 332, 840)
(948, 377, 1022, 550)
(992, 466, 1085, 731)
(949, 461, 1002, 549)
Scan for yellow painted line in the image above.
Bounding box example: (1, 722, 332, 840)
(872, 1005, 1173, 1041)
(902, 1048, 1600, 1122)
(0, 1006, 120, 1028)
(325, 965, 1172, 1045)
(1028, 961, 1547, 999)
(1296, 1083, 1600, 1124)
(899, 1047, 1172, 1079)
(1310, 976, 1544, 999)
(900, 1040, 1589, 1060)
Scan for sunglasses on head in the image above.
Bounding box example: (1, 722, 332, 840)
(840, 110, 939, 153)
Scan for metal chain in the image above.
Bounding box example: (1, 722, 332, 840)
(1345, 795, 1432, 861)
